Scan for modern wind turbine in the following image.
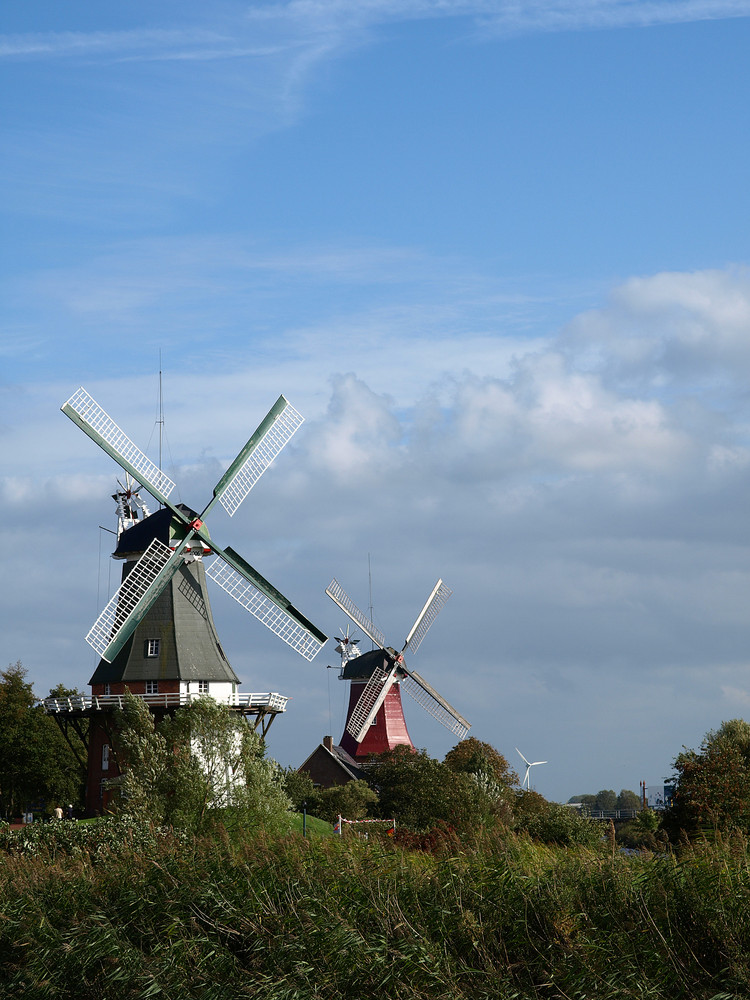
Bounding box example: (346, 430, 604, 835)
(325, 577, 470, 750)
(62, 386, 327, 663)
(515, 747, 548, 790)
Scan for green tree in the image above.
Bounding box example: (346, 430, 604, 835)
(111, 692, 291, 832)
(444, 737, 518, 790)
(280, 766, 316, 812)
(111, 691, 181, 824)
(617, 808, 662, 851)
(616, 789, 641, 812)
(312, 780, 379, 825)
(0, 663, 84, 819)
(444, 737, 518, 826)
(594, 789, 617, 812)
(665, 719, 750, 839)
(367, 745, 496, 836)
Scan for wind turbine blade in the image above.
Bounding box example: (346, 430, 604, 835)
(403, 579, 452, 654)
(325, 579, 386, 649)
(531, 761, 548, 767)
(86, 538, 184, 662)
(206, 546, 327, 661)
(515, 747, 532, 768)
(400, 669, 470, 739)
(346, 663, 400, 742)
(205, 396, 304, 518)
(62, 388, 176, 508)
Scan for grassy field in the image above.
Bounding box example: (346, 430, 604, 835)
(0, 818, 748, 999)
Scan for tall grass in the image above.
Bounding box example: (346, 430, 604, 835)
(0, 822, 748, 998)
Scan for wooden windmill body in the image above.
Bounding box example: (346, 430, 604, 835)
(338, 648, 414, 757)
(46, 388, 327, 815)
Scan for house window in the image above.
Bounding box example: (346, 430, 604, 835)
(102, 744, 109, 771)
(198, 680, 209, 694)
(145, 680, 159, 695)
(144, 639, 160, 658)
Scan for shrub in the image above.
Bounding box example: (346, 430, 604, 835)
(515, 792, 602, 847)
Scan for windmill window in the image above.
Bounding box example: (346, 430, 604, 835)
(102, 744, 110, 771)
(103, 683, 111, 696)
(198, 680, 209, 694)
(144, 639, 160, 658)
(145, 680, 159, 695)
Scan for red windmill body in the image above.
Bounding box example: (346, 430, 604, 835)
(338, 648, 415, 757)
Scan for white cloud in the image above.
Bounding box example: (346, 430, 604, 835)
(6, 261, 750, 800)
(0, 28, 229, 60)
(722, 685, 750, 709)
(246, 0, 750, 37)
(4, 1, 750, 69)
(562, 266, 750, 390)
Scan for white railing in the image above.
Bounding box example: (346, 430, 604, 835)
(43, 691, 288, 714)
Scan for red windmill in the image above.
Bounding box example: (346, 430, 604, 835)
(325, 578, 470, 759)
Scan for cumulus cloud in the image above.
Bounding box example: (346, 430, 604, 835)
(5, 261, 750, 798)
(562, 266, 750, 389)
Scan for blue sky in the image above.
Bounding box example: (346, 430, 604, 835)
(3, 0, 750, 801)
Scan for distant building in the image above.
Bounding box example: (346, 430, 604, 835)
(298, 735, 370, 789)
(646, 784, 675, 810)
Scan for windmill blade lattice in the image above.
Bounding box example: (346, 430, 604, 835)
(207, 557, 324, 662)
(209, 395, 304, 518)
(62, 388, 177, 507)
(403, 579, 452, 653)
(325, 578, 386, 648)
(86, 538, 180, 660)
(400, 669, 469, 739)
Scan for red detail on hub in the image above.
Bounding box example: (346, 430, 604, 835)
(340, 681, 415, 759)
(191, 519, 203, 530)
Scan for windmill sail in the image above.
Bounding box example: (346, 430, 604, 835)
(400, 669, 470, 739)
(403, 579, 452, 653)
(207, 548, 326, 662)
(346, 663, 400, 741)
(62, 388, 176, 507)
(86, 538, 184, 661)
(206, 395, 304, 518)
(325, 579, 386, 648)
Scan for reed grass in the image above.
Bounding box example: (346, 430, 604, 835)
(0, 821, 748, 998)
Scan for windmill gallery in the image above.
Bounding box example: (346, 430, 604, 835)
(45, 386, 472, 815)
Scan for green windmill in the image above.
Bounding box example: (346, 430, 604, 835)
(63, 386, 327, 666)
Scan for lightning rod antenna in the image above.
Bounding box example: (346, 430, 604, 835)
(158, 354, 164, 505)
(368, 553, 375, 651)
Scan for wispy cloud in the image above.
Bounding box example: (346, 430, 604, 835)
(4, 0, 750, 64)
(0, 28, 231, 60)
(471, 0, 750, 35)
(246, 0, 750, 37)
